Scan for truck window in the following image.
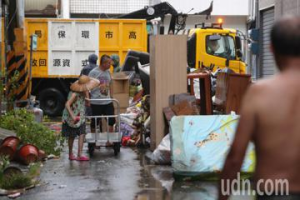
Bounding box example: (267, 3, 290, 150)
(206, 35, 236, 60)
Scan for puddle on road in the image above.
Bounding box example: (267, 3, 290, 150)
(134, 149, 255, 200)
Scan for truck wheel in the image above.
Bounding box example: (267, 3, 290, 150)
(39, 88, 65, 116)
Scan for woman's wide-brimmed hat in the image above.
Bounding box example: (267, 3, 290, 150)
(70, 75, 99, 92)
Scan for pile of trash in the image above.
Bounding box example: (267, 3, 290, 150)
(151, 93, 200, 165)
(120, 95, 150, 147)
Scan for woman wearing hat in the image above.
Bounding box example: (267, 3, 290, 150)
(62, 75, 99, 161)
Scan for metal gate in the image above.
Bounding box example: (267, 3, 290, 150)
(260, 8, 276, 78)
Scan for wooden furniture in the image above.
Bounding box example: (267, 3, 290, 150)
(150, 35, 187, 151)
(187, 72, 212, 115)
(215, 73, 251, 114)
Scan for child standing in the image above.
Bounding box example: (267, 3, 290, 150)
(62, 75, 99, 161)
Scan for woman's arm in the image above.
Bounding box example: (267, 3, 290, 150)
(65, 92, 77, 122)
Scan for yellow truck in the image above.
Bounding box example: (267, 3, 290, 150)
(119, 2, 246, 73)
(2, 14, 246, 116)
(187, 23, 246, 73)
(24, 18, 147, 116)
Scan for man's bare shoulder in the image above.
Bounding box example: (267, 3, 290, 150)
(241, 76, 280, 112)
(244, 80, 270, 100)
(246, 76, 281, 98)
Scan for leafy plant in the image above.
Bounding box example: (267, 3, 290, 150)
(1, 173, 32, 190)
(0, 156, 10, 182)
(0, 156, 41, 190)
(6, 71, 20, 111)
(43, 115, 51, 122)
(0, 109, 64, 155)
(28, 162, 41, 178)
(0, 156, 32, 190)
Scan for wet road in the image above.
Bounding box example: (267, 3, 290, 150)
(2, 140, 254, 200)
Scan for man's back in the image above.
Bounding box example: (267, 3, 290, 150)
(251, 71, 300, 191)
(220, 16, 300, 200)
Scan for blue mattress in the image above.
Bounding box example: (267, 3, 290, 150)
(170, 115, 255, 180)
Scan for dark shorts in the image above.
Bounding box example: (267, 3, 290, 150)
(256, 193, 300, 200)
(91, 103, 116, 129)
(62, 122, 86, 138)
(85, 106, 93, 116)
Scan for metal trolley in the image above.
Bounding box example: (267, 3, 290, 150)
(85, 99, 122, 156)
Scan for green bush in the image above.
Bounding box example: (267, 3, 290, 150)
(0, 109, 64, 155)
(1, 173, 32, 190)
(0, 156, 35, 190)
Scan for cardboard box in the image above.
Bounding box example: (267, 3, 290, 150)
(112, 72, 130, 94)
(113, 93, 129, 108)
(112, 79, 129, 94)
(112, 72, 130, 79)
(114, 107, 127, 114)
(119, 107, 127, 114)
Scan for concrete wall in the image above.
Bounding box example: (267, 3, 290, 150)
(162, 0, 249, 16)
(274, 0, 300, 18)
(253, 0, 300, 79)
(259, 0, 275, 10)
(70, 0, 150, 14)
(259, 0, 300, 17)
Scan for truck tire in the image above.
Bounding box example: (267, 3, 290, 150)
(39, 88, 65, 116)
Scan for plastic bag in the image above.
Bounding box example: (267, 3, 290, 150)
(151, 134, 171, 165)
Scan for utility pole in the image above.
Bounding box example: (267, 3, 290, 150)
(5, 0, 29, 109)
(7, 0, 17, 49)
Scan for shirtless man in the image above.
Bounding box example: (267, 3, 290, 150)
(219, 16, 300, 200)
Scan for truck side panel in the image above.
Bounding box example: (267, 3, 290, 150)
(25, 19, 147, 78)
(23, 18, 147, 116)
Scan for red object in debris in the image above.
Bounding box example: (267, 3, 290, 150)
(0, 136, 20, 160)
(122, 136, 130, 146)
(74, 113, 80, 123)
(18, 144, 39, 165)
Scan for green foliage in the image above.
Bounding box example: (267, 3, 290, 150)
(8, 71, 20, 93)
(43, 115, 51, 122)
(0, 156, 10, 182)
(0, 77, 3, 98)
(0, 109, 64, 155)
(6, 71, 20, 110)
(27, 162, 41, 178)
(1, 173, 32, 190)
(0, 156, 41, 190)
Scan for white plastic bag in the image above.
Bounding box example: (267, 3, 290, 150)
(151, 134, 171, 165)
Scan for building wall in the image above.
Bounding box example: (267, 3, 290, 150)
(259, 0, 300, 18)
(253, 0, 300, 79)
(259, 0, 275, 10)
(162, 0, 249, 16)
(25, 0, 58, 10)
(25, 0, 59, 16)
(70, 0, 150, 14)
(274, 0, 300, 17)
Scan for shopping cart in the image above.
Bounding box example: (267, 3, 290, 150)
(85, 99, 122, 156)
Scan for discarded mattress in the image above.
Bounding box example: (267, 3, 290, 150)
(170, 115, 255, 180)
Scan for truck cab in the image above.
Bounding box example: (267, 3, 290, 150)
(187, 24, 246, 73)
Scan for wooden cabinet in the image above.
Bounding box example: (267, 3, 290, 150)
(215, 73, 251, 114)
